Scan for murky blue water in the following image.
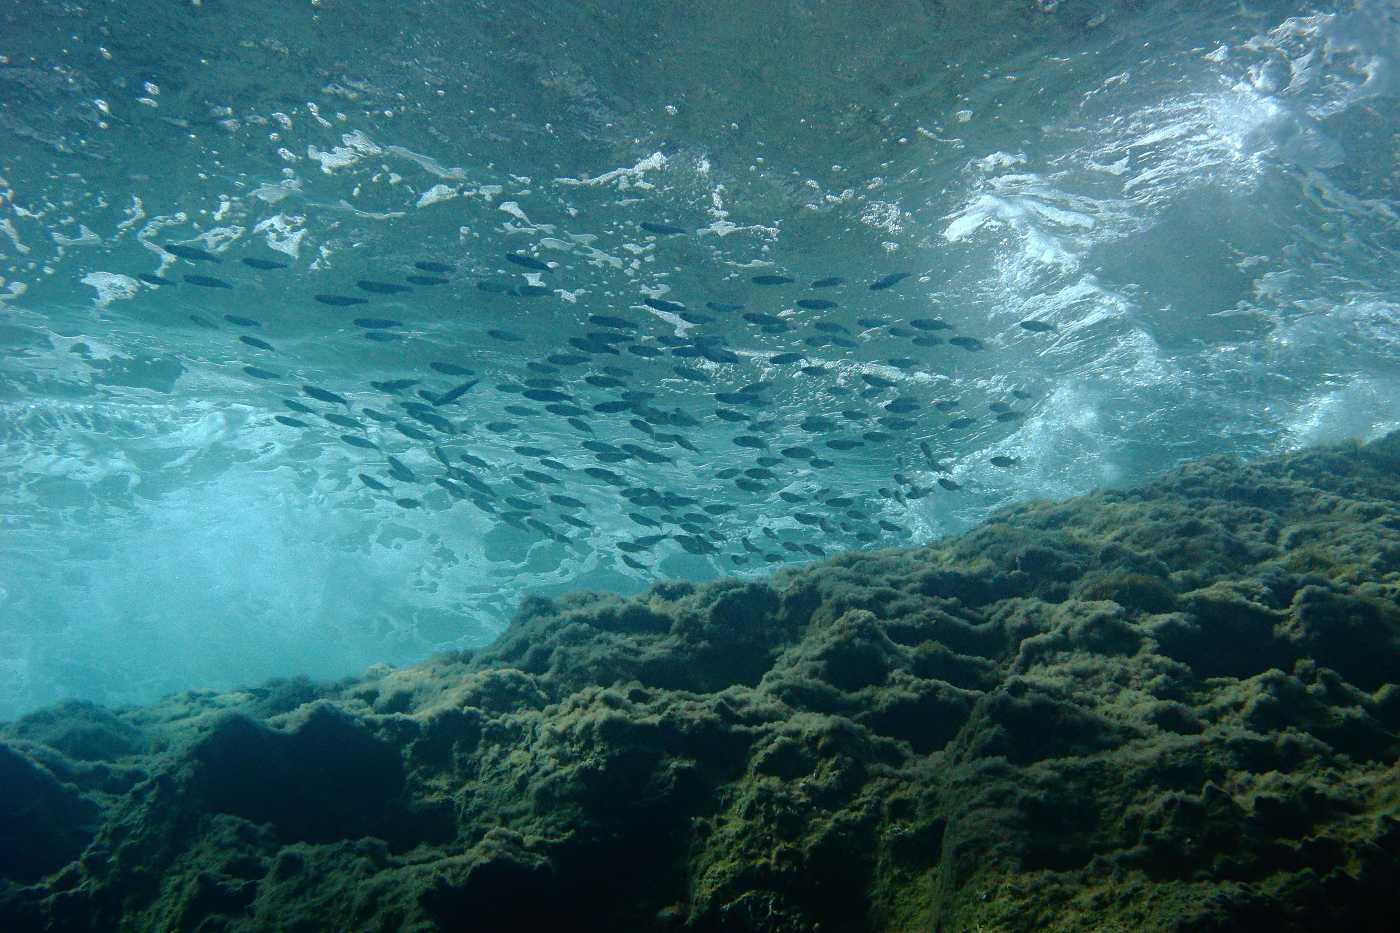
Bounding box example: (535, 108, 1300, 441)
(1, 0, 1396, 720)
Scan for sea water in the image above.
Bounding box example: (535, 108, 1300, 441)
(0, 0, 1396, 720)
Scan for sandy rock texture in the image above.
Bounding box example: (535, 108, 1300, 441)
(2, 434, 1398, 932)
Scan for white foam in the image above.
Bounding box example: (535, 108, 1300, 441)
(81, 272, 140, 310)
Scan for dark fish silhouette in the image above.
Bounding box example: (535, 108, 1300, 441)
(506, 252, 551, 271)
(224, 314, 260, 327)
(415, 260, 452, 273)
(406, 275, 449, 286)
(949, 336, 985, 351)
(274, 415, 308, 428)
(239, 335, 275, 351)
(243, 366, 280, 380)
(303, 385, 348, 405)
(359, 474, 391, 491)
(751, 274, 795, 285)
(811, 276, 846, 288)
(341, 435, 378, 451)
(513, 284, 552, 297)
(324, 413, 360, 429)
(870, 271, 913, 290)
(1019, 320, 1056, 333)
(796, 299, 837, 310)
(644, 297, 685, 314)
(242, 257, 288, 270)
(138, 273, 176, 286)
(185, 274, 232, 288)
(990, 456, 1021, 468)
(371, 379, 418, 393)
(433, 380, 479, 406)
(909, 318, 952, 331)
(640, 221, 687, 235)
(314, 294, 367, 306)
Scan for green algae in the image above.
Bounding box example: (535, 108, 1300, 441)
(2, 435, 1398, 931)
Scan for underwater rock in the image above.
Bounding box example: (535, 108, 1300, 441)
(2, 434, 1399, 931)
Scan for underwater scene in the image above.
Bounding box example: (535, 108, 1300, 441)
(1, 0, 1397, 929)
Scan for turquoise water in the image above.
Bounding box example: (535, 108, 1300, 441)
(1, 0, 1396, 720)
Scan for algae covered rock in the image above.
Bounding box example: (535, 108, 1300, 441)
(2, 434, 1398, 931)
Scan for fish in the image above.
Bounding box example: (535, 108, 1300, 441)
(341, 434, 378, 450)
(751, 274, 795, 286)
(796, 299, 837, 310)
(396, 423, 431, 441)
(357, 280, 412, 294)
(909, 318, 952, 331)
(938, 477, 961, 491)
(869, 271, 913, 290)
(811, 276, 846, 288)
(239, 336, 275, 351)
(589, 314, 637, 330)
(395, 498, 421, 509)
(243, 366, 281, 380)
(138, 273, 176, 286)
(884, 398, 920, 413)
(274, 415, 308, 428)
(384, 456, 416, 483)
(224, 314, 261, 327)
(505, 252, 551, 272)
(185, 274, 233, 288)
(949, 336, 985, 351)
(861, 374, 898, 389)
(371, 379, 418, 393)
(643, 297, 686, 314)
(733, 435, 767, 449)
(303, 385, 348, 405)
(163, 243, 222, 262)
(359, 474, 391, 491)
(415, 260, 452, 273)
(628, 345, 663, 358)
(990, 456, 1021, 468)
(324, 413, 360, 429)
(1019, 320, 1055, 333)
(354, 318, 402, 329)
(640, 221, 687, 235)
(433, 380, 480, 406)
(242, 257, 288, 270)
(825, 438, 864, 451)
(769, 352, 805, 365)
(996, 410, 1025, 422)
(672, 366, 710, 383)
(314, 294, 368, 306)
(406, 275, 449, 286)
(435, 478, 467, 499)
(948, 417, 976, 429)
(284, 400, 316, 414)
(513, 285, 552, 297)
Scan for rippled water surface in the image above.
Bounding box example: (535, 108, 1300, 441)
(1, 0, 1396, 719)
